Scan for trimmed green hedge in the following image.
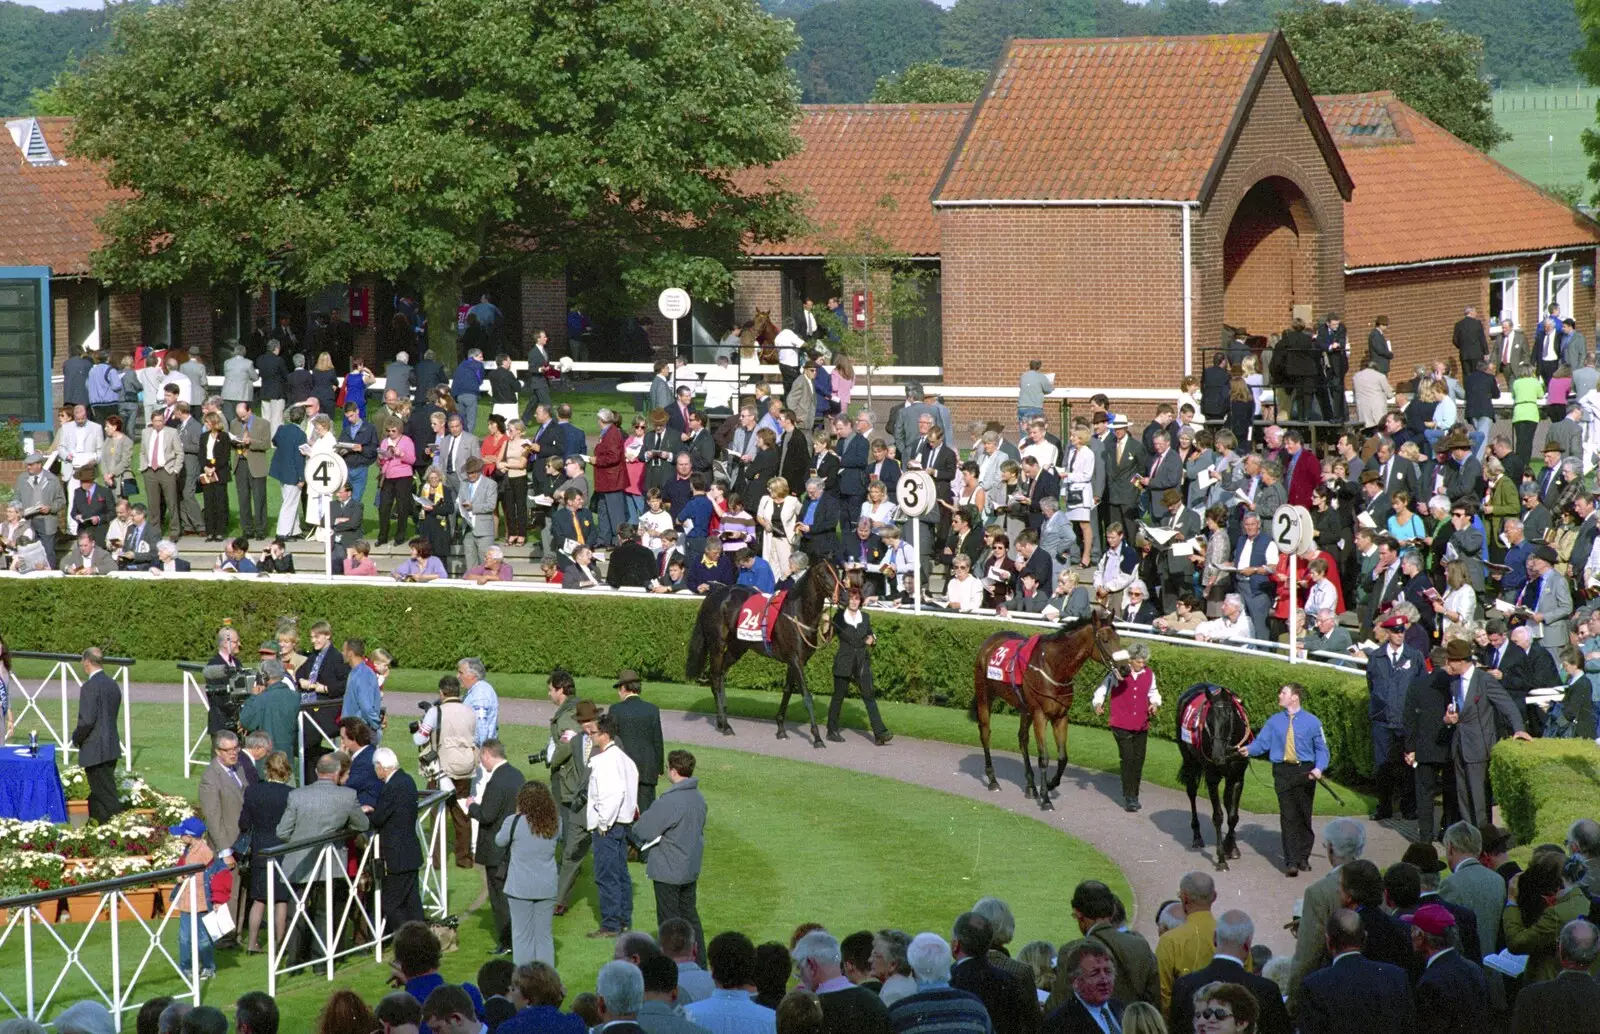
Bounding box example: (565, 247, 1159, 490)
(0, 579, 1375, 781)
(1489, 738, 1600, 850)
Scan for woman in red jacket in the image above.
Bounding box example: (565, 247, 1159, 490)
(1094, 642, 1159, 813)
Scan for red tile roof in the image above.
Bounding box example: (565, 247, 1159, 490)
(1318, 92, 1600, 270)
(738, 104, 970, 257)
(0, 117, 123, 277)
(936, 34, 1342, 203)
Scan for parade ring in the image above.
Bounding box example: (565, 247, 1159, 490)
(9, 694, 1130, 1030)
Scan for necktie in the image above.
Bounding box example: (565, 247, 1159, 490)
(1100, 1006, 1121, 1034)
(1453, 676, 1466, 712)
(1283, 712, 1300, 763)
(574, 514, 585, 545)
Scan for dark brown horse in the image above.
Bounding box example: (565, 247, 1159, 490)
(972, 610, 1129, 810)
(685, 558, 849, 747)
(1176, 683, 1251, 870)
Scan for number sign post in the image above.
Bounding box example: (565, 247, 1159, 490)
(1272, 504, 1315, 663)
(305, 452, 349, 580)
(897, 471, 936, 612)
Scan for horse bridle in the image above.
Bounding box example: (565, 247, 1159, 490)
(786, 561, 847, 651)
(1021, 616, 1125, 706)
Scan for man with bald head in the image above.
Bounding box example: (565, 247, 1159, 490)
(1297, 908, 1414, 1033)
(1155, 871, 1216, 1012)
(1168, 909, 1291, 1034)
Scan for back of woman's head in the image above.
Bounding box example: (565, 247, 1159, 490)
(1519, 851, 1565, 923)
(316, 991, 373, 1034)
(1118, 1001, 1168, 1034)
(774, 990, 824, 1034)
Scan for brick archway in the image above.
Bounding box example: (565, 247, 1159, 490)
(1222, 176, 1321, 338)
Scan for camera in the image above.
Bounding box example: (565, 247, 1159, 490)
(417, 745, 443, 783)
(203, 663, 256, 700)
(408, 720, 421, 736)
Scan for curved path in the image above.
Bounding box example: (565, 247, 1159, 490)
(119, 681, 1407, 953)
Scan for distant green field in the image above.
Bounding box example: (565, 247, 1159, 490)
(1491, 85, 1597, 198)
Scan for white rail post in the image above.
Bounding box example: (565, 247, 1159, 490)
(373, 834, 385, 961)
(1288, 552, 1299, 665)
(109, 890, 122, 1032)
(267, 862, 278, 997)
(118, 665, 132, 769)
(23, 906, 35, 1019)
(188, 876, 201, 1004)
(912, 518, 922, 614)
(323, 845, 335, 980)
(57, 662, 70, 763)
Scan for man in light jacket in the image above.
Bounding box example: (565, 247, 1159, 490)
(632, 749, 708, 959)
(587, 712, 640, 939)
(221, 345, 256, 406)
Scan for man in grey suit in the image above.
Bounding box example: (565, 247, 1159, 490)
(1441, 639, 1532, 829)
(174, 402, 205, 535)
(1440, 821, 1509, 960)
(230, 402, 271, 540)
(276, 752, 371, 961)
(385, 351, 414, 402)
(457, 457, 498, 571)
(139, 412, 184, 541)
(432, 414, 479, 494)
(199, 729, 248, 926)
(1495, 318, 1536, 379)
(221, 345, 256, 407)
(1137, 433, 1183, 521)
(13, 451, 66, 568)
(1527, 545, 1573, 652)
(1562, 319, 1590, 374)
(70, 647, 123, 821)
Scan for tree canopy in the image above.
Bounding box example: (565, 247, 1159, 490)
(941, 0, 1095, 69)
(1278, 0, 1508, 152)
(870, 62, 988, 103)
(789, 0, 945, 102)
(0, 1, 107, 115)
(64, 0, 804, 362)
(1428, 0, 1580, 87)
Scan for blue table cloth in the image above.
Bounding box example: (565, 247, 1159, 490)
(0, 743, 69, 822)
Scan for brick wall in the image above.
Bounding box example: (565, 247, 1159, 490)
(107, 292, 141, 355)
(518, 275, 567, 355)
(50, 292, 68, 378)
(732, 269, 782, 326)
(179, 289, 214, 360)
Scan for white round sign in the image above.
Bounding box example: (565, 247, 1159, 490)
(896, 471, 937, 518)
(305, 452, 349, 498)
(1271, 503, 1315, 554)
(657, 288, 692, 321)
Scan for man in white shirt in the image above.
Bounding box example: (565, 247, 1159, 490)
(1194, 593, 1255, 644)
(58, 405, 105, 488)
(774, 328, 805, 393)
(587, 712, 640, 938)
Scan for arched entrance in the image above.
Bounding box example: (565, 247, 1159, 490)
(1222, 177, 1320, 338)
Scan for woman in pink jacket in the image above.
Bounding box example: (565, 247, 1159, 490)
(375, 420, 416, 547)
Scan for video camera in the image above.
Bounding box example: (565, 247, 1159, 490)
(203, 662, 256, 701)
(406, 698, 433, 737)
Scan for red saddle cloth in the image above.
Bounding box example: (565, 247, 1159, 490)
(735, 590, 789, 652)
(985, 635, 1043, 686)
(1179, 687, 1251, 747)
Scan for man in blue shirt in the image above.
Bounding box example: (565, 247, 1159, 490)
(1243, 682, 1330, 878)
(685, 932, 777, 1034)
(735, 548, 776, 594)
(457, 657, 499, 745)
(450, 348, 485, 435)
(342, 638, 384, 745)
(678, 475, 714, 574)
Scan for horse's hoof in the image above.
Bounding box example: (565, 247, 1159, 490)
(719, 725, 736, 737)
(1024, 786, 1037, 799)
(1039, 798, 1055, 812)
(1216, 860, 1230, 872)
(986, 780, 1000, 792)
(775, 727, 788, 740)
(1227, 846, 1242, 860)
(1191, 837, 1205, 850)
(811, 738, 825, 750)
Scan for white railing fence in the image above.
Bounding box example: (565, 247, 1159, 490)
(11, 651, 135, 768)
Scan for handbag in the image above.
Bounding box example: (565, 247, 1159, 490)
(122, 477, 139, 497)
(1066, 484, 1090, 509)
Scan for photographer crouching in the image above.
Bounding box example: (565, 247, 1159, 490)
(412, 676, 479, 870)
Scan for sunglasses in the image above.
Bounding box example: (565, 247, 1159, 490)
(1199, 1008, 1234, 1021)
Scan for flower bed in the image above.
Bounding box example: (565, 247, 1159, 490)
(57, 766, 196, 827)
(0, 806, 190, 906)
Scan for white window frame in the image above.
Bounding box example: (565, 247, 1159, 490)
(1489, 267, 1519, 334)
(1542, 260, 1574, 321)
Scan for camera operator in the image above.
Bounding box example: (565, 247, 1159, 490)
(239, 660, 299, 777)
(412, 675, 479, 869)
(204, 625, 246, 735)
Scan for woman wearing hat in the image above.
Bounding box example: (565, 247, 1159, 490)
(1093, 641, 1157, 812)
(827, 589, 890, 745)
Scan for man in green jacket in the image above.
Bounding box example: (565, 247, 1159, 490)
(547, 669, 596, 915)
(239, 659, 300, 768)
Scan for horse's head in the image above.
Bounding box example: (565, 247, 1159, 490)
(1089, 607, 1132, 678)
(1203, 684, 1248, 767)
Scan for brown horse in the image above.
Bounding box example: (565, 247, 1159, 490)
(971, 610, 1129, 810)
(739, 309, 780, 361)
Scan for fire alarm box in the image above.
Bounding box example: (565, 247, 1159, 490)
(347, 286, 370, 328)
(852, 292, 867, 328)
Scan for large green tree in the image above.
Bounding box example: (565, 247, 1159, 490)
(1278, 0, 1507, 152)
(789, 0, 945, 102)
(64, 0, 804, 363)
(0, 1, 107, 116)
(941, 0, 1095, 69)
(1432, 0, 1581, 87)
(871, 62, 988, 103)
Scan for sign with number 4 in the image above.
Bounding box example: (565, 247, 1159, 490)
(305, 453, 349, 497)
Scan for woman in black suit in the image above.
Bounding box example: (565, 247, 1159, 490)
(743, 428, 779, 499)
(199, 411, 234, 541)
(236, 750, 294, 954)
(310, 351, 340, 417)
(827, 590, 891, 745)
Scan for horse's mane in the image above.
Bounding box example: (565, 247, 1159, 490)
(1047, 612, 1100, 639)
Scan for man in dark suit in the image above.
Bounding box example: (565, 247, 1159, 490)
(370, 748, 426, 931)
(950, 912, 1038, 1034)
(70, 647, 123, 822)
(466, 740, 524, 956)
(793, 929, 892, 1034)
(1402, 650, 1459, 846)
(796, 477, 841, 562)
(1042, 940, 1124, 1034)
(1512, 918, 1600, 1034)
(1103, 417, 1145, 533)
(412, 349, 445, 405)
(1136, 431, 1182, 520)
(329, 481, 364, 574)
(1297, 909, 1415, 1034)
(296, 622, 350, 785)
(339, 717, 384, 809)
(611, 670, 664, 812)
(1366, 614, 1423, 820)
(1404, 903, 1488, 1034)
(1169, 910, 1291, 1034)
(835, 414, 871, 525)
(1452, 306, 1488, 374)
(69, 473, 112, 548)
(1440, 637, 1532, 829)
(1340, 861, 1420, 983)
(255, 340, 289, 430)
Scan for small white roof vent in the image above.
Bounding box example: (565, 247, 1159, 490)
(6, 118, 62, 166)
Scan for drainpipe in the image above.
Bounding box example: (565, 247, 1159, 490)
(1538, 251, 1559, 318)
(1182, 205, 1194, 378)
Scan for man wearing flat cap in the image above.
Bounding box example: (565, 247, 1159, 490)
(1441, 638, 1532, 829)
(553, 689, 601, 915)
(1519, 543, 1572, 652)
(457, 456, 498, 571)
(1365, 614, 1423, 822)
(1405, 902, 1489, 1033)
(612, 670, 664, 813)
(14, 450, 65, 568)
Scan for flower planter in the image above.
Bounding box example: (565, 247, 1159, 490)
(60, 894, 106, 924)
(66, 800, 89, 818)
(113, 890, 159, 922)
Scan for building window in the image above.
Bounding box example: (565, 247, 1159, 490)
(1544, 260, 1574, 320)
(1489, 267, 1519, 328)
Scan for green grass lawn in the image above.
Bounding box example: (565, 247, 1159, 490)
(4, 703, 1126, 1030)
(1492, 85, 1597, 195)
(8, 661, 1373, 817)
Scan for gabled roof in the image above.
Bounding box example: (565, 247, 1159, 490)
(737, 104, 969, 257)
(0, 117, 122, 277)
(934, 31, 1351, 205)
(1317, 92, 1600, 271)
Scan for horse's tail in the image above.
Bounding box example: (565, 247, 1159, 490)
(686, 609, 710, 680)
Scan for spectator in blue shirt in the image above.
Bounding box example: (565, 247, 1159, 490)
(394, 921, 485, 1034)
(217, 537, 259, 573)
(685, 932, 777, 1034)
(556, 403, 588, 458)
(678, 475, 714, 573)
(341, 638, 384, 744)
(1243, 682, 1330, 877)
(458, 656, 499, 745)
(451, 348, 485, 434)
(735, 549, 776, 594)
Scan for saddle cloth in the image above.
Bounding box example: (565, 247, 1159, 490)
(985, 635, 1044, 686)
(735, 589, 789, 652)
(1178, 685, 1251, 747)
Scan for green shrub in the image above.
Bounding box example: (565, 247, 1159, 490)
(1489, 738, 1600, 849)
(0, 580, 1375, 777)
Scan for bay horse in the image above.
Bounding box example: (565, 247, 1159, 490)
(739, 310, 781, 363)
(971, 610, 1129, 810)
(685, 557, 849, 747)
(1176, 683, 1252, 871)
